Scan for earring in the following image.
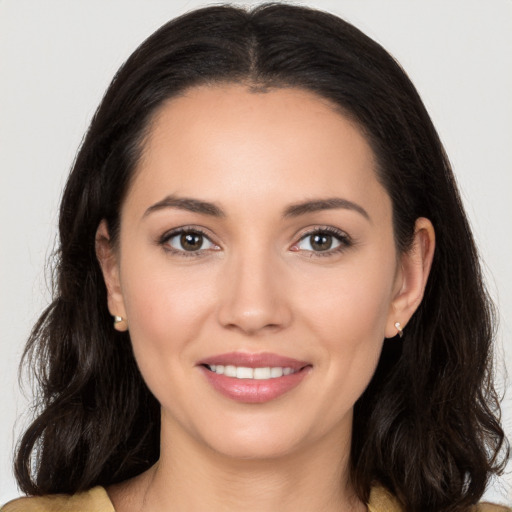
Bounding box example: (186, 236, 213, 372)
(394, 322, 404, 338)
(113, 315, 128, 332)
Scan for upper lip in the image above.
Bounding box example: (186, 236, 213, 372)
(198, 352, 310, 370)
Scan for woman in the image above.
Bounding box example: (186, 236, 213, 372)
(2, 3, 509, 511)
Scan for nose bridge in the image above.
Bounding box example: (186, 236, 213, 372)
(217, 241, 291, 334)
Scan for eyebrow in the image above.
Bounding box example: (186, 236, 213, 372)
(143, 195, 370, 221)
(143, 195, 225, 218)
(283, 198, 370, 221)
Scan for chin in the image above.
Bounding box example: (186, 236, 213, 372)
(209, 436, 301, 461)
(197, 417, 312, 461)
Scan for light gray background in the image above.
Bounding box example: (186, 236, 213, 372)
(1, 0, 511, 506)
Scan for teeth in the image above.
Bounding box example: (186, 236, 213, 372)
(254, 367, 270, 379)
(224, 365, 237, 377)
(236, 366, 254, 379)
(207, 365, 296, 379)
(270, 367, 283, 378)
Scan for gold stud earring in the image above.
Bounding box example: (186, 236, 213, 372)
(113, 315, 128, 332)
(394, 322, 404, 338)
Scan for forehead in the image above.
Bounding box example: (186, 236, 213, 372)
(126, 84, 390, 221)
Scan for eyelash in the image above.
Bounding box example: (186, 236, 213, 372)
(159, 227, 218, 258)
(158, 226, 353, 258)
(293, 226, 353, 257)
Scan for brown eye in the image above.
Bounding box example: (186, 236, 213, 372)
(310, 233, 333, 251)
(295, 229, 349, 254)
(180, 232, 204, 251)
(164, 230, 217, 253)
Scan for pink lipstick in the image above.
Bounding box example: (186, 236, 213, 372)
(198, 352, 312, 403)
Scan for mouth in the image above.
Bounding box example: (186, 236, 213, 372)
(202, 364, 300, 379)
(197, 352, 312, 403)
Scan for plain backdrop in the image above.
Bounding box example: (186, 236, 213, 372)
(1, 0, 511, 506)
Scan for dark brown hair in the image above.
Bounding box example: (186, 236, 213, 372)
(15, 4, 508, 511)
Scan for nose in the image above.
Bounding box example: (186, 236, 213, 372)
(216, 248, 292, 336)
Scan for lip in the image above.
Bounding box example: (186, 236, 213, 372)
(197, 352, 312, 404)
(198, 351, 309, 370)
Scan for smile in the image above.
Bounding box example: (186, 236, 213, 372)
(205, 365, 298, 379)
(198, 352, 312, 403)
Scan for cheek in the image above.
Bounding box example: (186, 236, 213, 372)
(301, 257, 396, 343)
(118, 267, 220, 424)
(296, 250, 397, 400)
(118, 258, 217, 384)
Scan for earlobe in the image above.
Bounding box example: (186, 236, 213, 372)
(386, 217, 435, 338)
(95, 220, 127, 323)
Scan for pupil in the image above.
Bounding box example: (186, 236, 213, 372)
(311, 234, 332, 251)
(181, 232, 202, 251)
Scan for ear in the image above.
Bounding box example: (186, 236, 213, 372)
(95, 220, 128, 330)
(385, 217, 435, 338)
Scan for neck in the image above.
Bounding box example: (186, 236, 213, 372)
(118, 415, 366, 512)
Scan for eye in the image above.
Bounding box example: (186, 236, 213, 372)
(162, 229, 218, 254)
(298, 232, 340, 252)
(292, 228, 351, 254)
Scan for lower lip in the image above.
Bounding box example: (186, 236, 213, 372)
(199, 366, 311, 403)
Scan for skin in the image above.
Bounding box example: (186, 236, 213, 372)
(97, 84, 435, 512)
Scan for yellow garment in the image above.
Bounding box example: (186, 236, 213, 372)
(1, 486, 114, 512)
(2, 485, 510, 511)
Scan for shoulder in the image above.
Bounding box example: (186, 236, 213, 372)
(368, 486, 511, 512)
(473, 504, 512, 512)
(1, 486, 115, 512)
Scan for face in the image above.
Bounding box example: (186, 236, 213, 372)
(99, 84, 424, 461)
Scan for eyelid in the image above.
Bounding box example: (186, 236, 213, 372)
(290, 226, 353, 255)
(156, 224, 352, 257)
(158, 226, 220, 256)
